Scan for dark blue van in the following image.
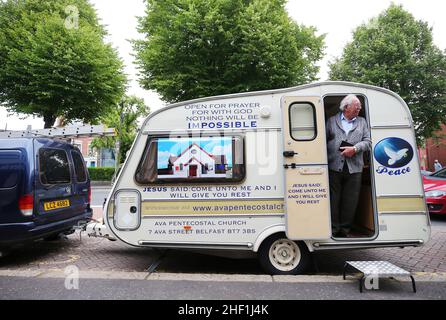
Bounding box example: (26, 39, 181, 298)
(0, 138, 92, 251)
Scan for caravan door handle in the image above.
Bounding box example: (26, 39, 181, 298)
(283, 151, 298, 157)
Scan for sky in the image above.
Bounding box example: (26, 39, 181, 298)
(1, 0, 445, 131)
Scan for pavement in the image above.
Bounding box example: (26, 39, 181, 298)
(1, 224, 445, 274)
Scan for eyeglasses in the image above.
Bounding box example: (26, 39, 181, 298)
(349, 102, 362, 110)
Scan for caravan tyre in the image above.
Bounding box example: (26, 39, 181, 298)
(258, 233, 310, 275)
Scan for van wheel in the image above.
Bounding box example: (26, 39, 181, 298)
(258, 233, 310, 275)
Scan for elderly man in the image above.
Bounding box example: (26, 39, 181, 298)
(326, 95, 372, 238)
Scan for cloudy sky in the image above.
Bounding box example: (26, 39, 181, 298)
(1, 0, 445, 130)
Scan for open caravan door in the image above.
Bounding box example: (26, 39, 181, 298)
(281, 96, 331, 240)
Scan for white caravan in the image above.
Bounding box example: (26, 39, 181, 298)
(97, 81, 430, 275)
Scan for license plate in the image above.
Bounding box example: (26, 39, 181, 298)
(44, 199, 70, 211)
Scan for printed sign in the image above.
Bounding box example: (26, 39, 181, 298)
(141, 200, 284, 216)
(185, 102, 261, 129)
(374, 137, 414, 176)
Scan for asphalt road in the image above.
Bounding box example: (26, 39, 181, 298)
(1, 276, 445, 300)
(91, 187, 111, 207)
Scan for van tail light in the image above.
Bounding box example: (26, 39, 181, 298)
(88, 185, 91, 204)
(19, 194, 34, 216)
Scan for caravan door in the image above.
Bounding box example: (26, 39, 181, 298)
(281, 96, 331, 240)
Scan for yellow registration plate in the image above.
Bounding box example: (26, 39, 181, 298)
(44, 199, 70, 211)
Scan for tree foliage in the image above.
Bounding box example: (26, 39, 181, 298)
(91, 96, 149, 164)
(0, 0, 127, 128)
(134, 0, 325, 103)
(329, 4, 446, 141)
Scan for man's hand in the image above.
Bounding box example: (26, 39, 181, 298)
(341, 146, 356, 158)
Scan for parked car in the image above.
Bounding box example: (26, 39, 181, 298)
(0, 138, 92, 253)
(423, 167, 446, 215)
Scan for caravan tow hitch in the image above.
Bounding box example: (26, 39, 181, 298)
(79, 221, 117, 241)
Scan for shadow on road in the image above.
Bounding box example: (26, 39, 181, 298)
(430, 214, 446, 223)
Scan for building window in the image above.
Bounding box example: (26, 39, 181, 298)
(88, 143, 95, 157)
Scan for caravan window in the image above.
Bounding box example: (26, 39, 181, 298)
(289, 102, 316, 141)
(135, 135, 245, 184)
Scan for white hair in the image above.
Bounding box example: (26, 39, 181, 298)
(339, 94, 360, 111)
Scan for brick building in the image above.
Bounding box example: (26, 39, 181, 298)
(422, 124, 446, 172)
(71, 137, 116, 168)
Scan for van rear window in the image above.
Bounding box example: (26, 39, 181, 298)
(136, 135, 245, 184)
(71, 150, 87, 182)
(0, 150, 23, 189)
(39, 148, 71, 185)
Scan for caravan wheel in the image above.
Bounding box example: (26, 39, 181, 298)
(258, 233, 310, 275)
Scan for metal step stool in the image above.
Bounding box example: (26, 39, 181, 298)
(343, 261, 416, 293)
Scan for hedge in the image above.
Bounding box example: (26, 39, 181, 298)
(88, 167, 115, 181)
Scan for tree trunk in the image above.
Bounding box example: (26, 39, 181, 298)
(54, 116, 67, 127)
(43, 114, 56, 129)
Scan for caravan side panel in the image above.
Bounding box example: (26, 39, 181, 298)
(105, 92, 299, 249)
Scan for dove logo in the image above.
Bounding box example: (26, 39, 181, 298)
(384, 146, 410, 166)
(374, 138, 414, 176)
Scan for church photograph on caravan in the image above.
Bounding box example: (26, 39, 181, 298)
(91, 81, 430, 275)
(157, 138, 231, 179)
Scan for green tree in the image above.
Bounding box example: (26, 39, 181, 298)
(329, 4, 446, 141)
(134, 0, 325, 103)
(91, 96, 149, 164)
(0, 0, 127, 128)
